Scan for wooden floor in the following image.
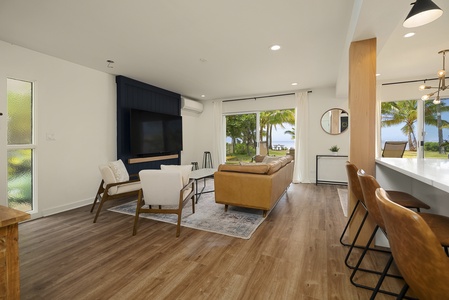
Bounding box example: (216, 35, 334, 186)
(18, 183, 409, 299)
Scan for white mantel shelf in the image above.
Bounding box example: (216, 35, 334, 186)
(375, 157, 449, 193)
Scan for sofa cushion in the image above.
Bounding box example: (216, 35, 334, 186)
(266, 160, 282, 175)
(262, 156, 279, 163)
(278, 155, 293, 167)
(218, 163, 270, 174)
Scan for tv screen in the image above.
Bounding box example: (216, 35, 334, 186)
(130, 109, 183, 156)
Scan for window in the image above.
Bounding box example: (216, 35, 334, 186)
(7, 78, 34, 212)
(380, 98, 449, 158)
(225, 109, 295, 164)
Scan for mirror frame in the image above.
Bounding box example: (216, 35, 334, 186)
(320, 108, 349, 135)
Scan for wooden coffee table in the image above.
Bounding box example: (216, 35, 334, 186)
(190, 168, 216, 203)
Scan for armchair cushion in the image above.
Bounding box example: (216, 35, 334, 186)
(108, 159, 129, 182)
(160, 164, 192, 186)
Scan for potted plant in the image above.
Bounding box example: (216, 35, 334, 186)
(329, 145, 340, 155)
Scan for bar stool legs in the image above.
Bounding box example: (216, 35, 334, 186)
(202, 151, 213, 168)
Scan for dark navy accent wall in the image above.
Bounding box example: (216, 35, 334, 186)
(116, 75, 181, 174)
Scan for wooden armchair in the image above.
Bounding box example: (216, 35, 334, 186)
(133, 167, 195, 237)
(91, 159, 141, 223)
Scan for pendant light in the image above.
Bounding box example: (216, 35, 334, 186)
(403, 0, 443, 28)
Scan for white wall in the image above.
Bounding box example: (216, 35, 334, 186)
(0, 41, 116, 218)
(308, 88, 349, 183)
(181, 102, 216, 167)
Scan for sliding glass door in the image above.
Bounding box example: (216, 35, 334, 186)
(225, 109, 295, 164)
(423, 98, 449, 158)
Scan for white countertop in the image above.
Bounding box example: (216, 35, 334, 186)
(376, 158, 449, 193)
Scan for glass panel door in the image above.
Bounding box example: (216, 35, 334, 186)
(225, 109, 295, 164)
(225, 113, 257, 164)
(423, 98, 449, 158)
(7, 78, 34, 212)
(260, 109, 295, 157)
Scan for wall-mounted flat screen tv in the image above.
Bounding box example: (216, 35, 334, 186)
(130, 109, 183, 156)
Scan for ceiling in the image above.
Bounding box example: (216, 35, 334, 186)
(0, 0, 448, 101)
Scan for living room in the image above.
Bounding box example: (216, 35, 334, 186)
(1, 0, 449, 298)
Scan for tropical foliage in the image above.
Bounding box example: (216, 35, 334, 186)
(381, 100, 449, 153)
(226, 109, 295, 158)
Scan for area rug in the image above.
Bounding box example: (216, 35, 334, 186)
(337, 188, 348, 217)
(108, 179, 269, 239)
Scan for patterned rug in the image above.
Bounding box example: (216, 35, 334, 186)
(108, 179, 269, 239)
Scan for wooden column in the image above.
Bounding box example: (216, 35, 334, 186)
(0, 206, 30, 299)
(348, 38, 376, 244)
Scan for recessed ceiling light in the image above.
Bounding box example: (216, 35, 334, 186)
(201, 95, 205, 98)
(376, 73, 381, 77)
(270, 45, 281, 51)
(404, 32, 415, 38)
(291, 82, 298, 86)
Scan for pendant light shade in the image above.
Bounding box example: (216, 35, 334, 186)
(403, 0, 443, 28)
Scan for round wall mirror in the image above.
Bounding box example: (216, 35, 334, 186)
(320, 108, 349, 135)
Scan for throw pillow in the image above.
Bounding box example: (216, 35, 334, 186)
(108, 159, 129, 182)
(160, 164, 192, 186)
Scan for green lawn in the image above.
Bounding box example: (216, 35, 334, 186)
(403, 150, 448, 158)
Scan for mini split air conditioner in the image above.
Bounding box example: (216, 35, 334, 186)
(181, 97, 203, 113)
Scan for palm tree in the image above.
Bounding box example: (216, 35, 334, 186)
(284, 127, 295, 140)
(381, 100, 449, 153)
(381, 101, 418, 150)
(259, 109, 295, 149)
(424, 101, 449, 153)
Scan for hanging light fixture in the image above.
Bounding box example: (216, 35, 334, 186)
(420, 49, 448, 104)
(403, 0, 443, 28)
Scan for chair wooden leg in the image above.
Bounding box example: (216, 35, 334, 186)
(176, 212, 182, 237)
(224, 204, 228, 212)
(133, 191, 143, 236)
(93, 193, 109, 223)
(90, 181, 104, 213)
(132, 211, 140, 236)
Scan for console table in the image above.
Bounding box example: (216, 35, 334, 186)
(0, 206, 30, 299)
(316, 154, 348, 185)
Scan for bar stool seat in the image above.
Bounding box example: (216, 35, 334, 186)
(386, 190, 430, 210)
(420, 213, 449, 248)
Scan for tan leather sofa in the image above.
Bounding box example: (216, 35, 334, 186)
(214, 155, 294, 217)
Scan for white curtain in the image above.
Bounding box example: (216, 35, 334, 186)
(212, 100, 225, 165)
(293, 91, 310, 183)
